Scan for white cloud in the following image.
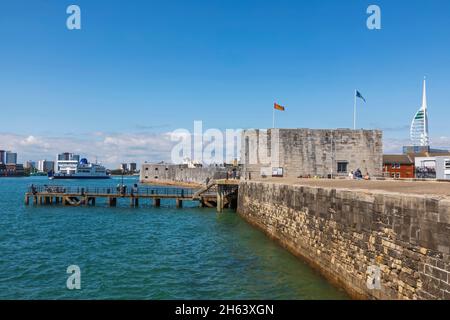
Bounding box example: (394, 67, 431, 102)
(0, 132, 176, 168)
(19, 135, 51, 149)
(433, 136, 450, 147)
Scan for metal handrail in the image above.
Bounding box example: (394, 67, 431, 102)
(27, 185, 195, 197)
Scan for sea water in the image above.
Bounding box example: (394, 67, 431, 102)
(0, 176, 348, 299)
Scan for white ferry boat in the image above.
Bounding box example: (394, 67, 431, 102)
(49, 158, 110, 180)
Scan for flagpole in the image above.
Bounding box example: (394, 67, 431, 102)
(273, 106, 275, 128)
(353, 89, 357, 130)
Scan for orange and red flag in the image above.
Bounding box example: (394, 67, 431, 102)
(274, 103, 285, 111)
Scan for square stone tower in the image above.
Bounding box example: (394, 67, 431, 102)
(241, 128, 383, 179)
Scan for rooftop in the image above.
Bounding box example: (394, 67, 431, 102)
(383, 154, 414, 165)
(383, 151, 450, 164)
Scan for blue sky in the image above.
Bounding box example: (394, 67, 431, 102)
(1, 0, 450, 166)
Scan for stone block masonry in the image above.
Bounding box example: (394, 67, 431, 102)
(140, 164, 229, 186)
(237, 181, 450, 300)
(241, 129, 383, 179)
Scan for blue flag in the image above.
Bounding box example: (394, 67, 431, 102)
(356, 90, 366, 102)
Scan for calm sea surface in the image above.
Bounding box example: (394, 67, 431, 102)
(0, 176, 348, 299)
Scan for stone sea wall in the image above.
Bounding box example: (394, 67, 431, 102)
(237, 181, 450, 300)
(140, 164, 228, 186)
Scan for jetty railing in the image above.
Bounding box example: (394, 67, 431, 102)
(27, 185, 195, 198)
(25, 180, 239, 211)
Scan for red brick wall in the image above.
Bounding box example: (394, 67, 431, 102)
(383, 164, 415, 178)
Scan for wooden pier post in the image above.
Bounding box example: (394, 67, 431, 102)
(130, 197, 139, 207)
(217, 189, 224, 213)
(109, 198, 117, 207)
(24, 195, 29, 205)
(33, 196, 38, 205)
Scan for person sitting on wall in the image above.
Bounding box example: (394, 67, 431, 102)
(349, 171, 354, 179)
(355, 169, 363, 180)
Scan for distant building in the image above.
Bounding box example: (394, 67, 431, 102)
(402, 146, 430, 154)
(55, 153, 79, 173)
(383, 149, 450, 180)
(140, 163, 228, 185)
(25, 161, 36, 169)
(241, 128, 383, 179)
(129, 163, 137, 173)
(120, 163, 128, 172)
(410, 78, 430, 147)
(402, 145, 449, 155)
(0, 164, 24, 176)
(38, 160, 55, 173)
(11, 164, 24, 176)
(5, 151, 17, 164)
(183, 158, 203, 168)
(0, 150, 26, 176)
(15, 164, 25, 175)
(415, 156, 450, 180)
(383, 155, 415, 179)
(57, 152, 80, 162)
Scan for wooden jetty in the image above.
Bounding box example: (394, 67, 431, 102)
(24, 179, 239, 212)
